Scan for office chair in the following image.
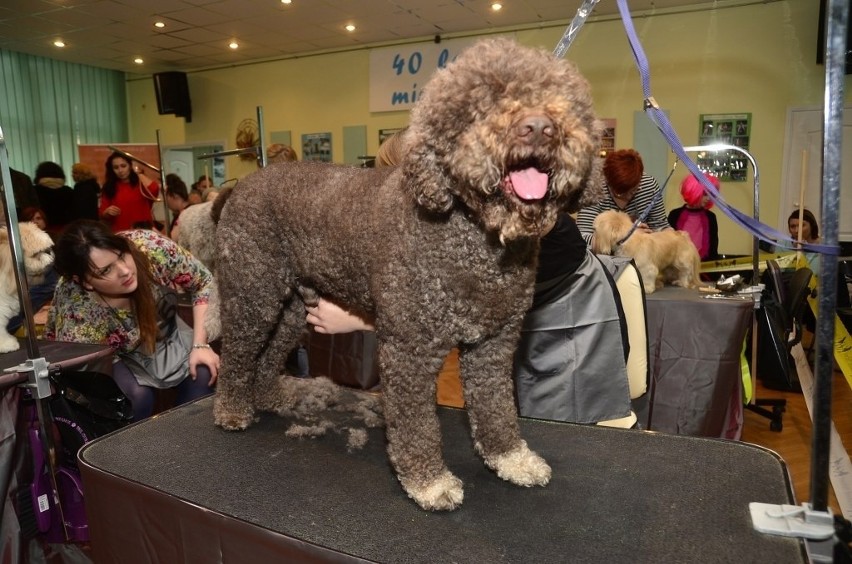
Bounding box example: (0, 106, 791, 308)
(838, 259, 852, 332)
(746, 261, 813, 431)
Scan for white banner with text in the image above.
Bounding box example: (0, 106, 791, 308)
(369, 38, 481, 113)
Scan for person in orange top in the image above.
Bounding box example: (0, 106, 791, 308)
(99, 152, 160, 232)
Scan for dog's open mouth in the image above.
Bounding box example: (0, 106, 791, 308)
(502, 167, 549, 201)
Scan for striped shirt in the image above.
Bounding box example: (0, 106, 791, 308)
(576, 173, 670, 244)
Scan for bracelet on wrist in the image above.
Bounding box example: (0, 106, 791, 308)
(192, 343, 211, 350)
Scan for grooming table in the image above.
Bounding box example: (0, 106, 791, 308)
(78, 394, 805, 563)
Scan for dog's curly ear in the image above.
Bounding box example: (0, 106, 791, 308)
(402, 144, 454, 214)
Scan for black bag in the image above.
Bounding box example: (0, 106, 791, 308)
(48, 370, 133, 466)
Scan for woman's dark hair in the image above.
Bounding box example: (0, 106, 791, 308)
(166, 173, 189, 201)
(788, 208, 819, 239)
(54, 219, 158, 353)
(102, 152, 140, 200)
(20, 206, 45, 222)
(34, 161, 66, 184)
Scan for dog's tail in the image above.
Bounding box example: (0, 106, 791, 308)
(691, 243, 703, 287)
(677, 230, 703, 288)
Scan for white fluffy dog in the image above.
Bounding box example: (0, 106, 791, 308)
(592, 210, 701, 294)
(175, 201, 216, 271)
(0, 222, 54, 352)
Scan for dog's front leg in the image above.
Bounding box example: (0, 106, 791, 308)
(459, 330, 551, 489)
(380, 338, 463, 511)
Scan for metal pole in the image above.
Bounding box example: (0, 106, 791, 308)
(683, 143, 761, 406)
(155, 130, 171, 236)
(809, 0, 846, 513)
(0, 125, 68, 540)
(257, 106, 267, 168)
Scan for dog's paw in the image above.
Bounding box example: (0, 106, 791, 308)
(0, 333, 20, 354)
(487, 440, 551, 487)
(402, 470, 464, 511)
(213, 399, 257, 431)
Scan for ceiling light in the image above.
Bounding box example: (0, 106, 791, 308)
(229, 41, 239, 49)
(53, 39, 65, 48)
(134, 58, 144, 64)
(281, 0, 292, 4)
(492, 2, 503, 11)
(154, 21, 165, 29)
(345, 24, 356, 32)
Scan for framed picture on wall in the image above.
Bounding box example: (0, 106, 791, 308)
(697, 113, 751, 181)
(600, 118, 616, 152)
(302, 132, 332, 162)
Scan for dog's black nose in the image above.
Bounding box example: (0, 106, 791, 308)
(515, 115, 555, 143)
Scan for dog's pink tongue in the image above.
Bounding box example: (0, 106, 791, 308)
(507, 168, 548, 200)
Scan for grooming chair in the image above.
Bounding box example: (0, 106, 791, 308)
(597, 261, 649, 429)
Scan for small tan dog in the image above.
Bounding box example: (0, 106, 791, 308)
(592, 210, 701, 294)
(0, 222, 55, 352)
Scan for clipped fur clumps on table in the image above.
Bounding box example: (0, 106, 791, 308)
(269, 376, 383, 451)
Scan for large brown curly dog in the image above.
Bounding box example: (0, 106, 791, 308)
(213, 38, 602, 511)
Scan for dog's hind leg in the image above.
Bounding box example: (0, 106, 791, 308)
(213, 228, 298, 431)
(459, 330, 551, 489)
(380, 338, 464, 511)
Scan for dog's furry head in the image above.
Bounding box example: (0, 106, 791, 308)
(0, 222, 54, 352)
(0, 222, 54, 294)
(404, 38, 602, 242)
(593, 210, 701, 293)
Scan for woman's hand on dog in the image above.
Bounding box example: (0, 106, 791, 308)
(306, 298, 374, 334)
(190, 346, 219, 385)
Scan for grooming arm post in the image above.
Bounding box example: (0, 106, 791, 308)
(0, 125, 69, 540)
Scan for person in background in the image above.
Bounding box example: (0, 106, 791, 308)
(667, 173, 720, 261)
(99, 152, 160, 232)
(575, 149, 670, 245)
(33, 161, 75, 236)
(7, 168, 41, 216)
(45, 220, 218, 420)
(70, 162, 101, 220)
(20, 206, 48, 231)
(165, 173, 191, 241)
(788, 208, 821, 273)
(189, 174, 206, 206)
(267, 144, 298, 164)
(195, 174, 214, 192)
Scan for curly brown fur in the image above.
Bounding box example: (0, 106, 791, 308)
(592, 210, 701, 294)
(213, 38, 600, 510)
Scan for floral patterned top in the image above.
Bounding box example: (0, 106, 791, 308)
(45, 229, 212, 353)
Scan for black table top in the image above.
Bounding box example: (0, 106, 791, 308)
(79, 394, 806, 563)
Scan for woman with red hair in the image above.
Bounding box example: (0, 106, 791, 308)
(576, 149, 670, 245)
(667, 173, 720, 261)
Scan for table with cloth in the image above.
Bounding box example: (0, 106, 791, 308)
(637, 286, 752, 438)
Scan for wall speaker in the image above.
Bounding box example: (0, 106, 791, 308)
(153, 71, 192, 122)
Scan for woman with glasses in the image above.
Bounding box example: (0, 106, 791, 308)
(45, 220, 219, 420)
